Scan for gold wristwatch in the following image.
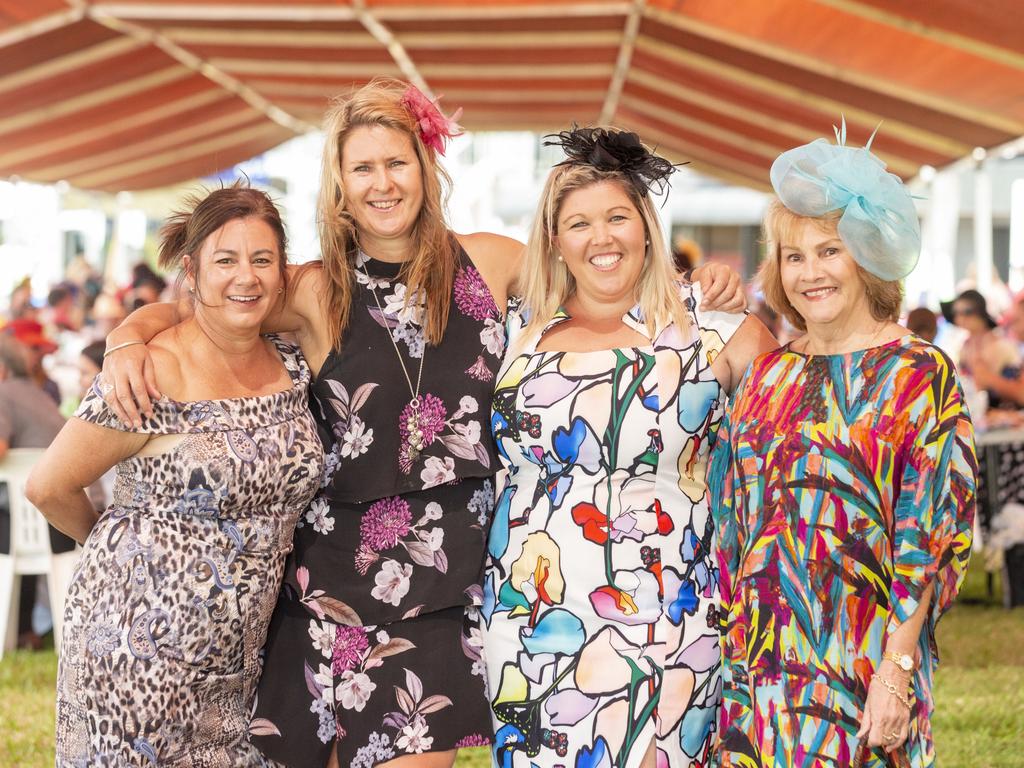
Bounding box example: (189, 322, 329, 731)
(886, 650, 915, 672)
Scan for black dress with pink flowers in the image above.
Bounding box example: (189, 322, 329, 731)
(252, 247, 501, 767)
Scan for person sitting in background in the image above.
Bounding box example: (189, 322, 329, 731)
(944, 289, 1021, 409)
(0, 334, 74, 650)
(1, 318, 61, 405)
(962, 293, 1024, 408)
(906, 306, 938, 343)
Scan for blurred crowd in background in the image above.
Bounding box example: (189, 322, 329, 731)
(0, 258, 175, 651)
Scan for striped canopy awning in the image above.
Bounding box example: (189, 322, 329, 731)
(1, 0, 1021, 192)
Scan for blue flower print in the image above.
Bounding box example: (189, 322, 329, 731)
(574, 736, 612, 768)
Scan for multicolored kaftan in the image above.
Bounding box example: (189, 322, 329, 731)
(483, 284, 743, 768)
(709, 336, 976, 768)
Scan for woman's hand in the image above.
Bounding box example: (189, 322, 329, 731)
(101, 342, 160, 428)
(690, 262, 747, 313)
(857, 662, 913, 752)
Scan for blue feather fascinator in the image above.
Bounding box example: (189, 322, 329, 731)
(769, 119, 921, 281)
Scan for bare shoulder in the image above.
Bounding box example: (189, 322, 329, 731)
(457, 231, 524, 255)
(287, 262, 327, 318)
(146, 331, 186, 399)
(457, 232, 525, 310)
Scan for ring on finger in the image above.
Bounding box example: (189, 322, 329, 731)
(98, 380, 114, 396)
(885, 731, 900, 741)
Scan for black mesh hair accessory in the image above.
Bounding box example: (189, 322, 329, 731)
(543, 125, 680, 195)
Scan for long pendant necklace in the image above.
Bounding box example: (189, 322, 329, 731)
(358, 259, 428, 461)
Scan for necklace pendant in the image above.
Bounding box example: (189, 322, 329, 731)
(406, 404, 425, 453)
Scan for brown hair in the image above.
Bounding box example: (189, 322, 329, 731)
(517, 162, 688, 349)
(158, 183, 289, 301)
(317, 77, 457, 350)
(758, 198, 902, 332)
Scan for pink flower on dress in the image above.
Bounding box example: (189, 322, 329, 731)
(400, 85, 463, 155)
(455, 733, 491, 747)
(397, 393, 448, 473)
(453, 266, 498, 321)
(331, 625, 369, 675)
(360, 496, 412, 551)
(465, 355, 494, 382)
(354, 544, 380, 576)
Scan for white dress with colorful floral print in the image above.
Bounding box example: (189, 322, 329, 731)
(482, 284, 743, 768)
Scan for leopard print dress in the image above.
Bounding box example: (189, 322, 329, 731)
(55, 336, 323, 767)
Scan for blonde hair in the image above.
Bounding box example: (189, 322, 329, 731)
(758, 198, 902, 332)
(315, 77, 457, 350)
(517, 163, 688, 348)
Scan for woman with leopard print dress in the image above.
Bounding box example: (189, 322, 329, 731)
(26, 186, 323, 766)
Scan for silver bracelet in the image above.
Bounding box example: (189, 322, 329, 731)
(102, 340, 145, 358)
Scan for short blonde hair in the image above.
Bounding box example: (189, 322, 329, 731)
(758, 199, 902, 332)
(517, 163, 688, 348)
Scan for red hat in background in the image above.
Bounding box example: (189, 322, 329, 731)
(1, 318, 58, 354)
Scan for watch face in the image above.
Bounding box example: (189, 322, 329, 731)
(897, 654, 913, 671)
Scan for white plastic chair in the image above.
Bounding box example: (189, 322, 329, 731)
(0, 448, 79, 659)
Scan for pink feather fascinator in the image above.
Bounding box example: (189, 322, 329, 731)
(400, 85, 463, 155)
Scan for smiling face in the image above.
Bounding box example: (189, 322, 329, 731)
(185, 216, 283, 336)
(553, 180, 647, 308)
(340, 124, 424, 252)
(779, 218, 872, 332)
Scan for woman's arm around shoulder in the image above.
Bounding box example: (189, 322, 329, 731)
(102, 263, 326, 425)
(716, 314, 780, 395)
(457, 232, 525, 312)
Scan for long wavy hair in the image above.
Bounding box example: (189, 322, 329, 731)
(517, 163, 688, 349)
(315, 77, 457, 350)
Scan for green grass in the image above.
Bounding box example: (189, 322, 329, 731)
(1, 566, 1019, 767)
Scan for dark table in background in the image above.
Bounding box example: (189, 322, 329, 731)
(975, 428, 1024, 608)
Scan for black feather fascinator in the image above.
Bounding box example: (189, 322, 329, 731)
(543, 125, 680, 195)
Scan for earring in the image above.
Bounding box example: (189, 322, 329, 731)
(188, 286, 195, 294)
(277, 287, 284, 294)
(556, 254, 564, 262)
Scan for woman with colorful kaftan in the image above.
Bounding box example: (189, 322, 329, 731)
(709, 124, 976, 768)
